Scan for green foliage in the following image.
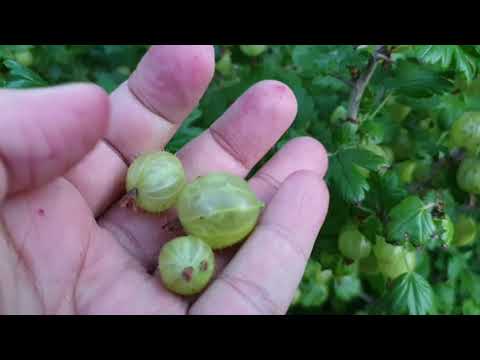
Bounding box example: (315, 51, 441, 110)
(387, 196, 436, 246)
(3, 44, 480, 315)
(328, 147, 387, 203)
(384, 272, 434, 315)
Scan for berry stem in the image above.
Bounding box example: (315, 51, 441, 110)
(119, 188, 139, 211)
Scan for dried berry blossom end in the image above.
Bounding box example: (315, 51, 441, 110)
(200, 260, 209, 272)
(182, 266, 194, 282)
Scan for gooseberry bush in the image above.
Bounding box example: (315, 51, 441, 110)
(3, 45, 480, 314)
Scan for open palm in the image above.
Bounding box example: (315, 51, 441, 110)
(0, 45, 329, 315)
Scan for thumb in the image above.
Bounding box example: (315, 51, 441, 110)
(0, 84, 110, 202)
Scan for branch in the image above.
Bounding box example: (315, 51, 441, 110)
(347, 45, 387, 123)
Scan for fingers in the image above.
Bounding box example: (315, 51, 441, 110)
(178, 80, 298, 178)
(65, 45, 215, 215)
(99, 80, 298, 269)
(189, 170, 329, 315)
(0, 84, 109, 203)
(249, 136, 329, 204)
(110, 45, 215, 162)
(214, 136, 328, 271)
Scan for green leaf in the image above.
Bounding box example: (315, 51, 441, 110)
(292, 45, 339, 77)
(414, 45, 456, 69)
(292, 45, 368, 79)
(333, 122, 359, 146)
(318, 190, 350, 237)
(197, 85, 229, 127)
(347, 148, 388, 171)
(166, 108, 203, 153)
(358, 215, 383, 242)
(290, 85, 316, 131)
(334, 275, 362, 302)
(3, 59, 47, 87)
(447, 252, 472, 281)
(94, 71, 121, 93)
(312, 75, 350, 93)
(297, 260, 331, 308)
(387, 196, 436, 246)
(384, 60, 453, 98)
(460, 271, 480, 302)
(365, 171, 408, 212)
(310, 120, 334, 151)
(462, 299, 480, 315)
(414, 250, 431, 279)
(433, 282, 456, 314)
(386, 272, 434, 315)
(327, 148, 387, 203)
(413, 45, 477, 83)
(299, 284, 329, 308)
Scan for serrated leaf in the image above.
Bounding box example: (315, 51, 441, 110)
(414, 45, 455, 69)
(292, 45, 367, 79)
(360, 115, 401, 145)
(387, 196, 436, 245)
(386, 272, 433, 315)
(328, 148, 386, 203)
(413, 45, 477, 82)
(292, 45, 340, 77)
(365, 171, 408, 212)
(385, 60, 453, 98)
(346, 148, 388, 171)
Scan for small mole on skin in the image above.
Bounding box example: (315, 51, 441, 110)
(38, 209, 45, 216)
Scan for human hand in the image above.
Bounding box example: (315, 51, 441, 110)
(0, 45, 329, 314)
